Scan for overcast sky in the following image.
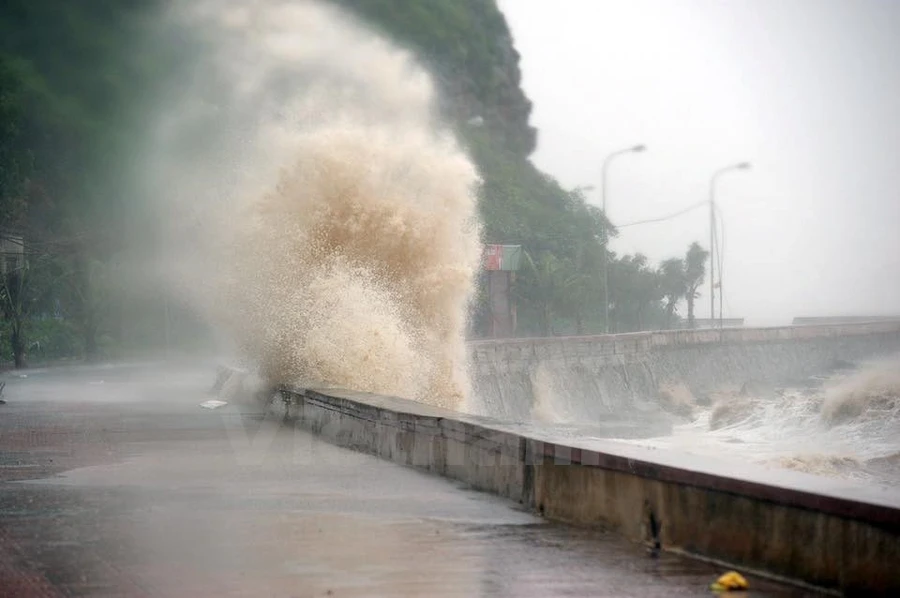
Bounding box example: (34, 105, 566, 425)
(498, 0, 900, 325)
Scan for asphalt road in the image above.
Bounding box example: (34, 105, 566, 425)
(0, 361, 821, 597)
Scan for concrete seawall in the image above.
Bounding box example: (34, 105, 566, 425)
(470, 321, 900, 420)
(268, 385, 900, 596)
(215, 321, 900, 594)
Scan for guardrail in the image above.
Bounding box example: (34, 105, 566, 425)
(469, 319, 900, 350)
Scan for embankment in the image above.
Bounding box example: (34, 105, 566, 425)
(470, 321, 900, 421)
(265, 385, 900, 595)
(213, 321, 900, 593)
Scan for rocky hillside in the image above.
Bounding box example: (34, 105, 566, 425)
(333, 0, 661, 337)
(334, 0, 537, 157)
(1, 0, 679, 368)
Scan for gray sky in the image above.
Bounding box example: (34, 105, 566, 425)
(498, 0, 900, 325)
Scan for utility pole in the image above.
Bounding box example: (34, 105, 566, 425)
(600, 144, 646, 333)
(708, 162, 751, 328)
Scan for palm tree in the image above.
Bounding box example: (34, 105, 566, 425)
(517, 251, 580, 337)
(609, 254, 665, 332)
(683, 242, 709, 328)
(659, 257, 686, 329)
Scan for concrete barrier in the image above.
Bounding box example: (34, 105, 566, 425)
(272, 385, 900, 596)
(219, 322, 900, 593)
(471, 320, 900, 420)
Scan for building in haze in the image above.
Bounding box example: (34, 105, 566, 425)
(0, 230, 25, 276)
(482, 244, 522, 338)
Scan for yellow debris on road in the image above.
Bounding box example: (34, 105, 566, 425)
(711, 571, 749, 592)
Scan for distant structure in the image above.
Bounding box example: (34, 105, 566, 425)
(678, 318, 745, 329)
(482, 244, 522, 338)
(792, 316, 900, 326)
(0, 230, 25, 276)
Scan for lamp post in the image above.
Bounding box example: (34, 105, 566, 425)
(709, 162, 750, 329)
(601, 144, 646, 333)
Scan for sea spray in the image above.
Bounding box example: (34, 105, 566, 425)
(610, 355, 900, 485)
(148, 0, 483, 409)
(820, 356, 900, 425)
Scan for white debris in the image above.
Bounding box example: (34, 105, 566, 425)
(200, 400, 228, 410)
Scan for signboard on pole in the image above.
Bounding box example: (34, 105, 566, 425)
(482, 244, 522, 338)
(482, 244, 522, 272)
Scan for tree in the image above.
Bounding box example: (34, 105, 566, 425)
(683, 242, 709, 328)
(0, 260, 27, 368)
(609, 254, 665, 333)
(558, 267, 600, 335)
(516, 250, 580, 336)
(0, 56, 32, 232)
(0, 0, 719, 356)
(0, 1, 169, 363)
(658, 257, 686, 329)
(0, 250, 56, 368)
(57, 255, 112, 361)
(334, 0, 537, 155)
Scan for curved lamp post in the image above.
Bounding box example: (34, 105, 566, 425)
(709, 162, 751, 328)
(601, 144, 646, 333)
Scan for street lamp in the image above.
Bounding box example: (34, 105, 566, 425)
(709, 162, 750, 329)
(601, 144, 646, 333)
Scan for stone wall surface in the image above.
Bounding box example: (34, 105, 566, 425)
(216, 321, 900, 595)
(469, 321, 900, 420)
(270, 385, 900, 596)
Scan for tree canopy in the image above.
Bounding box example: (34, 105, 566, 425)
(0, 0, 711, 367)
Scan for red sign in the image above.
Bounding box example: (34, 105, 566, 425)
(483, 245, 502, 271)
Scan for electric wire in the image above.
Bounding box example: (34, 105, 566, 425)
(617, 199, 707, 228)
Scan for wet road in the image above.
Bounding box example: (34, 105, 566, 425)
(0, 362, 821, 597)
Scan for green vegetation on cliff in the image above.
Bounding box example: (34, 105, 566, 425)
(334, 0, 696, 336)
(1, 0, 706, 367)
(0, 0, 184, 365)
(334, 0, 536, 156)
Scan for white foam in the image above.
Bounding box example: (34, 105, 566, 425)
(147, 0, 482, 410)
